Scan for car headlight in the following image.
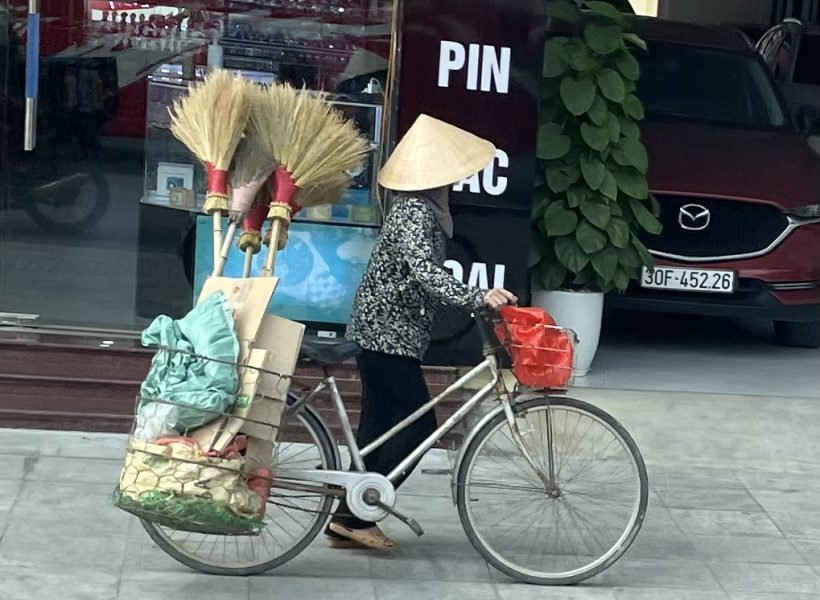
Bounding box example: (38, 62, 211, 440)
(786, 204, 820, 220)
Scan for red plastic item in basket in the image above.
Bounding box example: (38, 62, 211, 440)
(493, 306, 574, 389)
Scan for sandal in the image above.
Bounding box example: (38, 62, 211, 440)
(327, 522, 396, 550)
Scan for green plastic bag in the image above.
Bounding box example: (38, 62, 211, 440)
(139, 291, 240, 431)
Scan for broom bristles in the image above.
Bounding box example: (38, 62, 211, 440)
(229, 126, 275, 218)
(169, 70, 251, 172)
(254, 83, 368, 207)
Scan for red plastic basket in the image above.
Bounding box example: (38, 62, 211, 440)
(492, 306, 574, 389)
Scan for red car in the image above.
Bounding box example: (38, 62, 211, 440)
(606, 19, 820, 348)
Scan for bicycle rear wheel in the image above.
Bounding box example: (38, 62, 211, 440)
(456, 396, 648, 585)
(141, 403, 338, 576)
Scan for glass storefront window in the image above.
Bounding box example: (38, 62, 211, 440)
(0, 1, 393, 332)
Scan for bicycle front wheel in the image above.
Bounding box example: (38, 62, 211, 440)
(142, 403, 338, 576)
(456, 396, 648, 585)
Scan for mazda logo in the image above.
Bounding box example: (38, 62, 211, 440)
(678, 204, 711, 231)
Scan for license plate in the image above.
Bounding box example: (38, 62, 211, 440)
(640, 267, 736, 294)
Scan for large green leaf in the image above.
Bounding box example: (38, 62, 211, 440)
(536, 259, 568, 290)
(615, 50, 641, 80)
(572, 269, 597, 288)
(545, 164, 581, 193)
(611, 138, 649, 173)
(618, 116, 641, 139)
(596, 68, 626, 102)
(600, 171, 619, 201)
(537, 123, 572, 160)
(531, 186, 550, 221)
(628, 198, 663, 235)
(616, 170, 649, 199)
(543, 38, 570, 78)
(623, 94, 645, 120)
(585, 1, 628, 24)
(569, 44, 601, 71)
(632, 237, 655, 268)
(587, 95, 609, 126)
(591, 246, 619, 282)
(539, 100, 562, 123)
(580, 122, 611, 151)
(544, 200, 579, 236)
(560, 77, 597, 115)
(546, 0, 582, 23)
(606, 217, 630, 248)
(612, 266, 631, 291)
(584, 24, 623, 56)
(623, 32, 648, 51)
(580, 197, 611, 229)
(605, 112, 621, 143)
(580, 154, 606, 190)
(576, 218, 608, 253)
(619, 243, 642, 268)
(555, 236, 591, 272)
(567, 186, 588, 208)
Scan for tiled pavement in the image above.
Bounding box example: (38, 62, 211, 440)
(1, 385, 820, 599)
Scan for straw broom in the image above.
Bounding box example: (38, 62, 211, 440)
(169, 70, 251, 269)
(238, 183, 272, 278)
(254, 83, 367, 275)
(214, 123, 276, 275)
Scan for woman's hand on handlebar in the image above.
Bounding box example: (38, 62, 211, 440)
(483, 288, 517, 310)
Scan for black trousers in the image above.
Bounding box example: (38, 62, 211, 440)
(331, 349, 437, 530)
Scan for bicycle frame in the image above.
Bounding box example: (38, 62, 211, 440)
(287, 353, 504, 484)
(275, 314, 559, 521)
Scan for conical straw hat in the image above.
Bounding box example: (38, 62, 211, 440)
(378, 114, 496, 191)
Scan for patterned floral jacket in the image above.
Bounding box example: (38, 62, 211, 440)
(346, 196, 485, 360)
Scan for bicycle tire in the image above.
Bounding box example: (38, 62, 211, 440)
(455, 395, 648, 585)
(141, 402, 338, 576)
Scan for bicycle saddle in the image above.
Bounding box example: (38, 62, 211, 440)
(299, 336, 361, 366)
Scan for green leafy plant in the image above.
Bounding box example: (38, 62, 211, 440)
(531, 0, 662, 293)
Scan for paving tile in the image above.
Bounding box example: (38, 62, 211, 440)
(727, 594, 819, 600)
(118, 571, 250, 600)
(589, 558, 721, 590)
(374, 580, 499, 600)
(711, 562, 820, 594)
(25, 455, 123, 484)
(657, 486, 761, 512)
(0, 528, 126, 573)
(0, 479, 21, 511)
(9, 480, 131, 539)
(768, 511, 820, 539)
(0, 455, 29, 481)
(497, 587, 729, 600)
(790, 539, 820, 566)
(748, 488, 820, 514)
(54, 432, 130, 460)
(649, 464, 745, 493)
(669, 508, 782, 537)
(688, 534, 805, 564)
(0, 566, 119, 600)
(250, 575, 375, 600)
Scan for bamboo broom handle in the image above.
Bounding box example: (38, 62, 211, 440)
(212, 211, 223, 270)
(262, 219, 282, 277)
(242, 248, 254, 278)
(214, 221, 237, 277)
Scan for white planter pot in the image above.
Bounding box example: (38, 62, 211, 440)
(531, 288, 604, 378)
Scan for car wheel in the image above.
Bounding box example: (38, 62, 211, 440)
(774, 321, 820, 349)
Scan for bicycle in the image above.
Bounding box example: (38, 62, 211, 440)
(140, 312, 648, 586)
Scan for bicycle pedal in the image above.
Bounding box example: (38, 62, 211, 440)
(364, 492, 425, 537)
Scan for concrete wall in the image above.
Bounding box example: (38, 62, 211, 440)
(658, 0, 773, 24)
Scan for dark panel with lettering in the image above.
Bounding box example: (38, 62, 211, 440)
(396, 0, 544, 212)
(395, 0, 544, 365)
